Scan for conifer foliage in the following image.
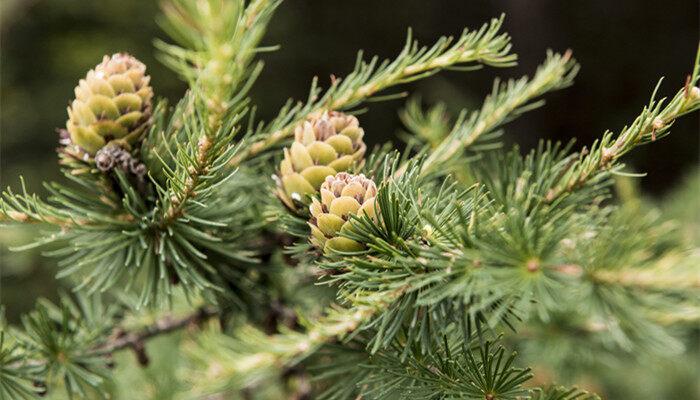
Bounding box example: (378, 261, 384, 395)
(1, 1, 699, 399)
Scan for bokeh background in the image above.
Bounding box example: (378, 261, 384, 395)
(2, 0, 698, 198)
(1, 1, 698, 398)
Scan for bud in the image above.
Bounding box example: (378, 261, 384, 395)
(66, 53, 153, 155)
(690, 86, 700, 100)
(277, 111, 366, 210)
(308, 173, 377, 254)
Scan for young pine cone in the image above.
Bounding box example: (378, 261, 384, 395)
(66, 53, 153, 155)
(308, 173, 377, 254)
(277, 111, 366, 210)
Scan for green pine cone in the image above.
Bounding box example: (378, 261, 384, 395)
(277, 111, 366, 210)
(66, 53, 153, 155)
(308, 172, 377, 254)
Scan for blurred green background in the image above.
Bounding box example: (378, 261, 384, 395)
(1, 1, 698, 399)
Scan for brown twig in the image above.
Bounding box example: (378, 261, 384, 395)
(97, 306, 218, 356)
(10, 307, 218, 370)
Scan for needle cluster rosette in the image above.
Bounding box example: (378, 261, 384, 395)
(65, 53, 153, 155)
(277, 111, 366, 210)
(308, 172, 377, 254)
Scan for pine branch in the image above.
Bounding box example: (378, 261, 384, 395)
(545, 50, 700, 202)
(587, 258, 700, 291)
(4, 152, 263, 305)
(314, 335, 534, 400)
(0, 333, 40, 400)
(95, 306, 217, 357)
(155, 0, 279, 224)
(157, 0, 279, 130)
(530, 386, 600, 400)
(399, 97, 452, 148)
(10, 307, 217, 369)
(229, 15, 516, 167)
(183, 288, 406, 396)
(0, 176, 134, 228)
(315, 150, 696, 360)
(311, 333, 601, 400)
(3, 300, 217, 398)
(404, 50, 578, 177)
(553, 261, 700, 328)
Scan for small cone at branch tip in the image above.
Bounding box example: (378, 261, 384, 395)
(276, 111, 366, 210)
(308, 172, 378, 255)
(65, 53, 153, 156)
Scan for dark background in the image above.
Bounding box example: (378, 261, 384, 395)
(0, 1, 698, 318)
(2, 0, 698, 196)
